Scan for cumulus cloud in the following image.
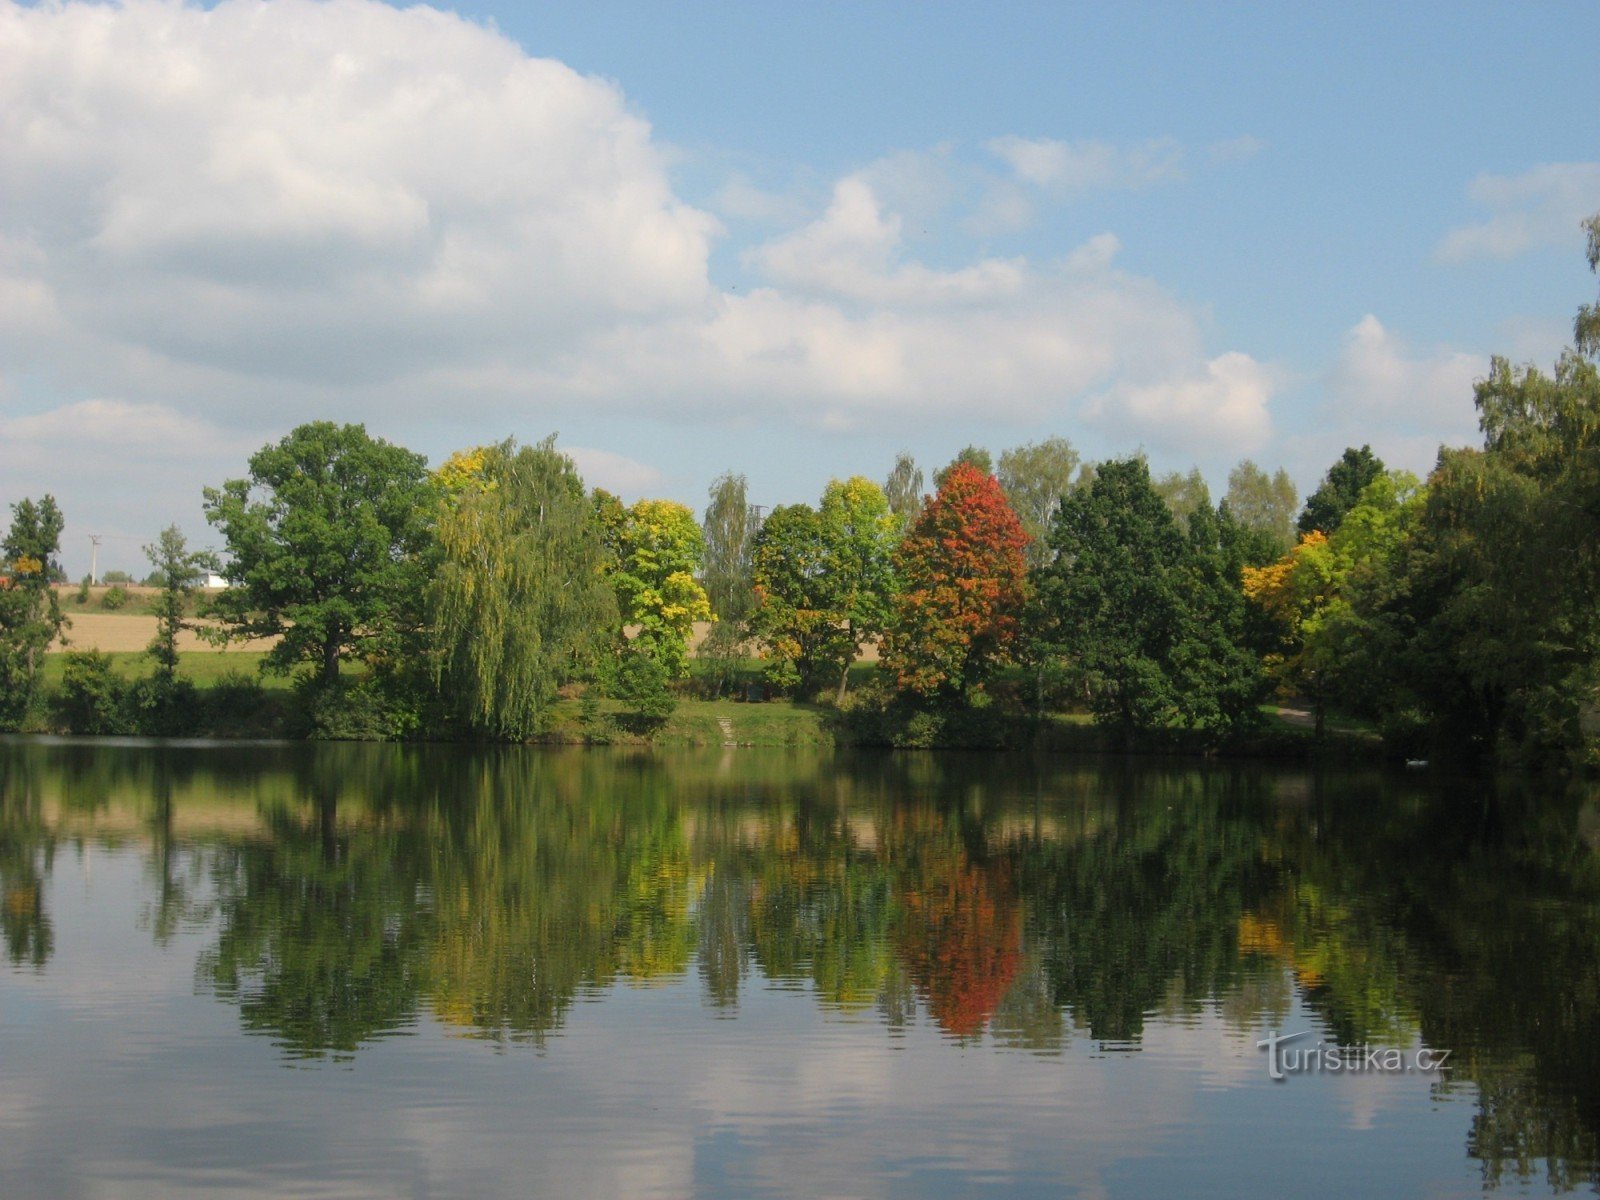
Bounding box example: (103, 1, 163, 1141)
(0, 0, 716, 401)
(0, 0, 1277, 512)
(564, 446, 663, 495)
(1436, 162, 1600, 262)
(1328, 315, 1483, 453)
(0, 399, 254, 558)
(601, 183, 1274, 448)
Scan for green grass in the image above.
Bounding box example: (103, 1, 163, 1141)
(40, 650, 290, 688)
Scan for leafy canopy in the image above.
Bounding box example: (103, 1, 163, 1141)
(0, 495, 67, 729)
(886, 462, 1028, 700)
(430, 437, 617, 738)
(204, 422, 435, 682)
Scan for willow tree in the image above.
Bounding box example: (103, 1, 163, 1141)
(430, 438, 616, 739)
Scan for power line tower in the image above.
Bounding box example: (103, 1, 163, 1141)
(88, 535, 102, 586)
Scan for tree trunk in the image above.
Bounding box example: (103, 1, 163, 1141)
(322, 638, 340, 685)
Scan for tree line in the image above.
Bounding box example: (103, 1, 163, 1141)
(4, 214, 1599, 764)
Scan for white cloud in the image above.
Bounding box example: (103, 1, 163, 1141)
(1330, 315, 1482, 433)
(0, 0, 1277, 513)
(0, 0, 716, 400)
(986, 135, 1184, 193)
(564, 446, 663, 496)
(1090, 352, 1274, 452)
(1436, 162, 1600, 262)
(1304, 315, 1485, 475)
(0, 399, 253, 567)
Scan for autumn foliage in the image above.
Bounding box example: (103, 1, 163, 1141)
(885, 463, 1029, 698)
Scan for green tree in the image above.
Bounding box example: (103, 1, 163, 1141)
(1224, 460, 1298, 555)
(817, 477, 900, 702)
(1577, 212, 1600, 358)
(203, 422, 434, 683)
(933, 445, 993, 489)
(884, 452, 925, 528)
(143, 525, 216, 682)
(750, 504, 853, 695)
(0, 496, 67, 729)
(1246, 472, 1426, 736)
(699, 473, 758, 696)
(701, 472, 757, 624)
(430, 438, 617, 739)
(611, 499, 711, 680)
(748, 479, 898, 700)
(1153, 467, 1211, 531)
(998, 436, 1084, 569)
(1035, 458, 1261, 744)
(1297, 445, 1385, 536)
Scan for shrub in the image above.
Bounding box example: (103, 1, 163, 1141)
(55, 651, 130, 734)
(294, 674, 422, 741)
(99, 585, 129, 611)
(125, 675, 202, 737)
(609, 652, 677, 732)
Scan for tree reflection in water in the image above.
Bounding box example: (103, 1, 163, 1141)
(3, 740, 1600, 1188)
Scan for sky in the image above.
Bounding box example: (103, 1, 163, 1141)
(0, 0, 1597, 577)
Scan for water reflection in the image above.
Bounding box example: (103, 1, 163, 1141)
(3, 740, 1600, 1191)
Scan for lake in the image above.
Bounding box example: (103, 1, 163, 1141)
(2, 738, 1598, 1198)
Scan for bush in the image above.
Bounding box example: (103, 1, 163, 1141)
(609, 652, 677, 732)
(99, 585, 129, 611)
(835, 682, 1023, 749)
(55, 651, 130, 734)
(75, 577, 91, 604)
(125, 676, 202, 737)
(199, 670, 273, 735)
(294, 674, 423, 741)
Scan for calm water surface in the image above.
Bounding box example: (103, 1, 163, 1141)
(2, 739, 1599, 1198)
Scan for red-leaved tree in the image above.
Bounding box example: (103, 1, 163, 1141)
(884, 462, 1028, 698)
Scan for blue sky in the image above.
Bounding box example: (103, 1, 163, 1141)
(0, 0, 1596, 575)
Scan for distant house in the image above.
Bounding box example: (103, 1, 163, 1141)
(204, 573, 231, 589)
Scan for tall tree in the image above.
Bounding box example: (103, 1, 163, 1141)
(998, 436, 1083, 569)
(1297, 445, 1385, 536)
(701, 472, 757, 624)
(750, 503, 852, 695)
(143, 525, 216, 682)
(748, 478, 898, 699)
(1577, 211, 1600, 358)
(0, 496, 67, 729)
(818, 477, 899, 702)
(204, 422, 434, 683)
(934, 445, 993, 490)
(430, 438, 617, 738)
(611, 499, 711, 679)
(1035, 458, 1261, 744)
(884, 452, 924, 528)
(885, 463, 1028, 700)
(1244, 472, 1423, 736)
(1153, 467, 1211, 530)
(1224, 460, 1298, 555)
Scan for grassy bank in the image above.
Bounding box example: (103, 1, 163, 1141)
(38, 650, 287, 688)
(23, 649, 1385, 759)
